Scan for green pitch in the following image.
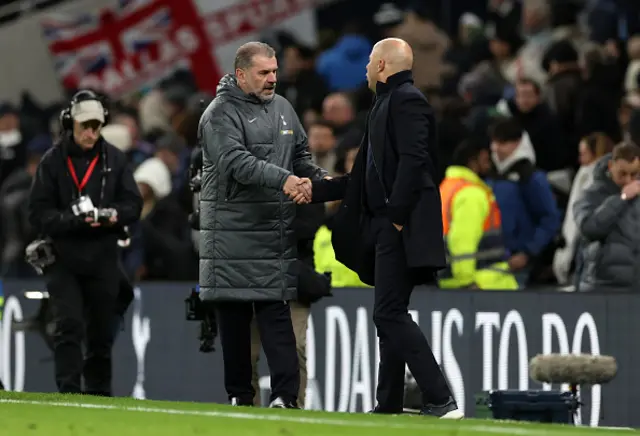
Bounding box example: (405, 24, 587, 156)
(0, 391, 635, 436)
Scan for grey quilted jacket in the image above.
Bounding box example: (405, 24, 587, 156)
(574, 154, 640, 292)
(198, 74, 326, 301)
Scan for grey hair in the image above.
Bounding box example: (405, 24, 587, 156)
(234, 42, 276, 71)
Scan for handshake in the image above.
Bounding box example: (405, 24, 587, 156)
(283, 175, 313, 204)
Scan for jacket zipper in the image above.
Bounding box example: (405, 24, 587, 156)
(264, 102, 286, 297)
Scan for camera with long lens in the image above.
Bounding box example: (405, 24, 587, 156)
(25, 239, 56, 275)
(71, 196, 117, 224)
(188, 170, 201, 230)
(188, 146, 203, 231)
(95, 208, 118, 224)
(185, 287, 218, 353)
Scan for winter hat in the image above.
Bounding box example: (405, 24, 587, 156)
(134, 157, 172, 199)
(460, 13, 482, 28)
(101, 124, 132, 152)
(373, 3, 404, 27)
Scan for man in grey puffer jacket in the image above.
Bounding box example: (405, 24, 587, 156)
(574, 142, 640, 292)
(198, 42, 327, 408)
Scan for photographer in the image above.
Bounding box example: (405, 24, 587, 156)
(27, 90, 142, 396)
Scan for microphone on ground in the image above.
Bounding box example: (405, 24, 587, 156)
(530, 354, 618, 386)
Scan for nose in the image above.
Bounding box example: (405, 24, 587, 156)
(267, 72, 276, 83)
(86, 129, 99, 140)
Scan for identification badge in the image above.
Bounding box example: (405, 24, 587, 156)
(71, 195, 95, 216)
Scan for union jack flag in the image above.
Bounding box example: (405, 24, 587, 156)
(118, 0, 155, 13)
(121, 8, 172, 54)
(40, 13, 98, 43)
(52, 42, 113, 77)
(75, 43, 113, 75)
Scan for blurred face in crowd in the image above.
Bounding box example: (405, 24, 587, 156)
(73, 119, 102, 149)
(322, 94, 354, 128)
(236, 54, 278, 101)
(522, 6, 547, 35)
(515, 82, 540, 113)
(283, 46, 307, 80)
(308, 124, 336, 154)
(113, 113, 140, 142)
(619, 102, 634, 133)
(491, 138, 519, 162)
(608, 157, 640, 188)
(472, 149, 493, 176)
(303, 109, 319, 130)
(578, 140, 596, 167)
(489, 39, 511, 60)
(0, 112, 21, 147)
(344, 147, 359, 174)
(156, 148, 180, 173)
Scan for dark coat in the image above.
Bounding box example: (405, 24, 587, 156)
(198, 74, 326, 302)
(28, 135, 142, 277)
(311, 70, 446, 286)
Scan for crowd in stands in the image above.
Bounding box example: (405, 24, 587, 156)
(2, 0, 640, 291)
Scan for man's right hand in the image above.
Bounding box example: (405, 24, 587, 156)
(283, 176, 312, 203)
(622, 180, 640, 200)
(85, 216, 101, 227)
(291, 179, 312, 204)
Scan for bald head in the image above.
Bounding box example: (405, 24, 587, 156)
(366, 38, 413, 91)
(374, 38, 414, 70)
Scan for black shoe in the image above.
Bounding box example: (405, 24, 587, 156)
(368, 405, 403, 414)
(420, 397, 464, 419)
(269, 397, 299, 409)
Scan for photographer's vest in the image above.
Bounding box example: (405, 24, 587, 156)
(439, 178, 508, 278)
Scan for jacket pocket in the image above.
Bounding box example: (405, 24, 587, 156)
(225, 180, 239, 201)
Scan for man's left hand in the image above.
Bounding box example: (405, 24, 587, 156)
(508, 253, 529, 271)
(393, 223, 403, 232)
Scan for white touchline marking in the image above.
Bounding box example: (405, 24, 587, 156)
(0, 399, 632, 435)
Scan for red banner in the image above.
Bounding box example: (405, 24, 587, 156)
(41, 0, 312, 98)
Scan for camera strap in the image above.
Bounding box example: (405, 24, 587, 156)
(66, 155, 99, 194)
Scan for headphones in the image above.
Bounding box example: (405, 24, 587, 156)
(60, 90, 110, 131)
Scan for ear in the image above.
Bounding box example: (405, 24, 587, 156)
(608, 159, 614, 172)
(235, 68, 244, 82)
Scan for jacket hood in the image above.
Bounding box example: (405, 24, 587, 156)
(492, 131, 537, 174)
(332, 35, 372, 63)
(216, 74, 266, 104)
(593, 153, 613, 182)
(590, 153, 621, 195)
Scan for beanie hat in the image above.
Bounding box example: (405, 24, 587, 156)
(134, 157, 172, 199)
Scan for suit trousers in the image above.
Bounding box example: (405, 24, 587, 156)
(216, 300, 299, 405)
(371, 215, 452, 410)
(46, 263, 119, 395)
(250, 300, 310, 407)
